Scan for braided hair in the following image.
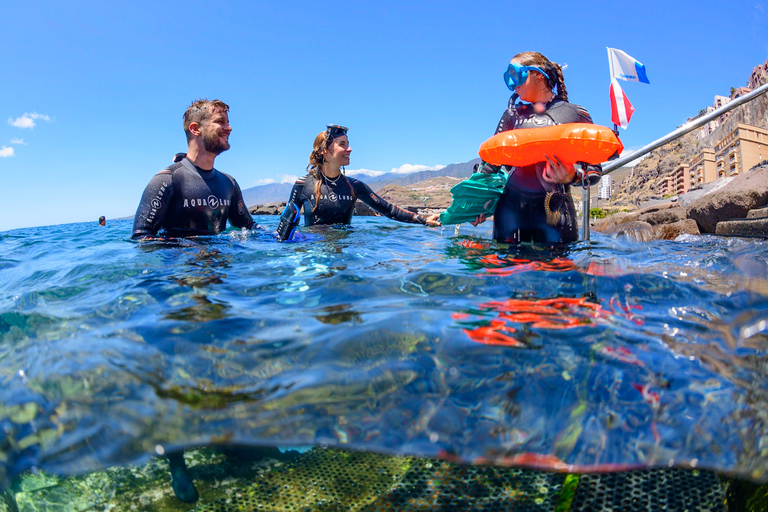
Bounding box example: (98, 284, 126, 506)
(307, 131, 356, 212)
(512, 51, 568, 102)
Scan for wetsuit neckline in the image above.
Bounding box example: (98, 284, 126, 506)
(181, 158, 217, 180)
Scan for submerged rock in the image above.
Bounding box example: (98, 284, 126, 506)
(598, 221, 657, 242)
(655, 219, 701, 239)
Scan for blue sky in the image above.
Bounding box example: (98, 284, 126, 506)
(1, 0, 766, 232)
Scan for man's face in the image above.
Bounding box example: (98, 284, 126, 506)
(201, 107, 232, 155)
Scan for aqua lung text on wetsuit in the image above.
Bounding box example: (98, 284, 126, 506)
(183, 196, 232, 209)
(146, 182, 169, 224)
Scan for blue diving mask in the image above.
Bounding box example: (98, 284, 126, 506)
(503, 62, 551, 91)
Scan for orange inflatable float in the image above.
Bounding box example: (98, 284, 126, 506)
(478, 123, 623, 167)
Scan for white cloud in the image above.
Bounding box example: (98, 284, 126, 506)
(0, 146, 14, 157)
(389, 164, 445, 174)
(346, 168, 385, 178)
(10, 138, 26, 145)
(253, 174, 298, 186)
(8, 112, 51, 129)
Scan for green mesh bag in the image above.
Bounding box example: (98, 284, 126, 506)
(439, 170, 508, 225)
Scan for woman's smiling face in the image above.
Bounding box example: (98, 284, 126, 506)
(323, 135, 352, 167)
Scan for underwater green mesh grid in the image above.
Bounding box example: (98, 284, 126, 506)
(6, 447, 768, 511)
(568, 469, 727, 511)
(191, 448, 732, 512)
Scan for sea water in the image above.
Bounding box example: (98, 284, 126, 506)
(1, 217, 767, 500)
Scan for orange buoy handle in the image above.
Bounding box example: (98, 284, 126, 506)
(478, 123, 623, 167)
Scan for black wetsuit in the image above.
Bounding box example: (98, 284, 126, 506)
(285, 173, 426, 226)
(492, 96, 602, 244)
(131, 157, 255, 239)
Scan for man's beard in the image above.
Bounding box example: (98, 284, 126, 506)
(203, 130, 230, 155)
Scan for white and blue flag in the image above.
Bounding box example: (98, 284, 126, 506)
(607, 48, 650, 84)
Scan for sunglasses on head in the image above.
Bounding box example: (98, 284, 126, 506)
(503, 63, 551, 91)
(326, 124, 349, 140)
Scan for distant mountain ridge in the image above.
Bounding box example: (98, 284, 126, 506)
(241, 158, 481, 206)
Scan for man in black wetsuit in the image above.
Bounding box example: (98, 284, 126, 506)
(130, 99, 258, 503)
(131, 99, 256, 239)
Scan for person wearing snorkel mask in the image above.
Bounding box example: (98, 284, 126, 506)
(277, 125, 440, 240)
(473, 52, 602, 244)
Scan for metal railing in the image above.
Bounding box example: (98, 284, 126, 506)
(582, 81, 768, 240)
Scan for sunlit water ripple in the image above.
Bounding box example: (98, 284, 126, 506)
(1, 217, 767, 485)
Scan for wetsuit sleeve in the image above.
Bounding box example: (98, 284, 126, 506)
(131, 170, 174, 239)
(286, 178, 306, 211)
(571, 105, 602, 187)
(351, 179, 426, 225)
(227, 180, 256, 229)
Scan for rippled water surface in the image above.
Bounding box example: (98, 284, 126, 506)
(1, 217, 768, 486)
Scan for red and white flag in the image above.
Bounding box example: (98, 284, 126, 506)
(610, 77, 635, 129)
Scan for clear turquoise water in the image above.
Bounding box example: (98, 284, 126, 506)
(1, 217, 767, 485)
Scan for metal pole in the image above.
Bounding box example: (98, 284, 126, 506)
(602, 81, 768, 175)
(582, 186, 590, 240)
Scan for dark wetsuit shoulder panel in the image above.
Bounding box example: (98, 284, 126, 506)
(131, 158, 254, 239)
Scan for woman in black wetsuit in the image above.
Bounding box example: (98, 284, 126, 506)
(474, 52, 602, 244)
(277, 125, 440, 239)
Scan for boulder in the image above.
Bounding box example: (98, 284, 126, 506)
(599, 220, 657, 242)
(654, 219, 700, 239)
(593, 211, 642, 232)
(249, 202, 285, 215)
(687, 165, 768, 233)
(639, 206, 688, 226)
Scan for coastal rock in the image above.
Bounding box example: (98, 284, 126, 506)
(599, 220, 657, 242)
(654, 219, 700, 239)
(592, 211, 642, 232)
(638, 206, 688, 226)
(687, 165, 768, 233)
(249, 202, 286, 215)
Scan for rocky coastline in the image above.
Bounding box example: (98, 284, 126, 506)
(594, 161, 768, 240)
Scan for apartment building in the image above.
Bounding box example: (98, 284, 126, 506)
(597, 175, 613, 200)
(671, 162, 690, 196)
(689, 148, 717, 188)
(714, 123, 768, 178)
